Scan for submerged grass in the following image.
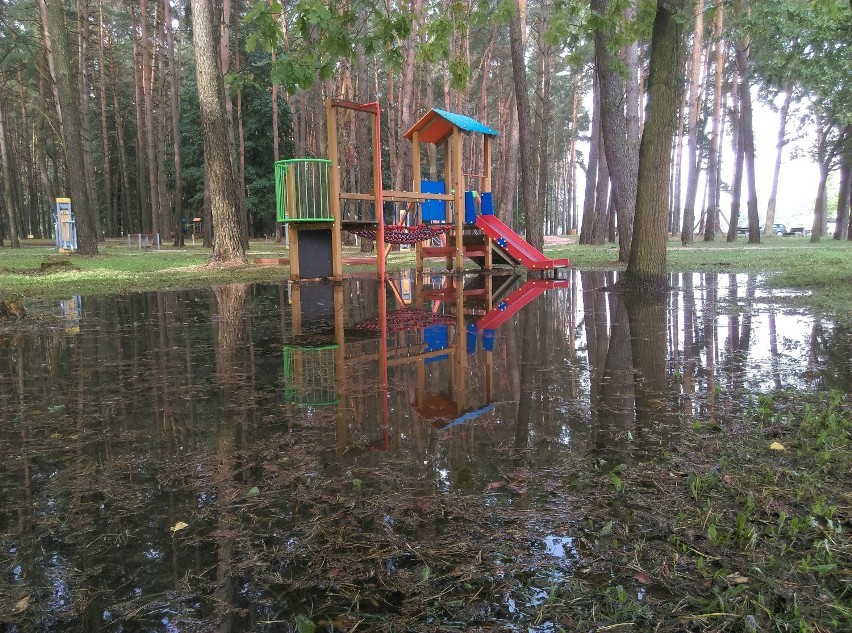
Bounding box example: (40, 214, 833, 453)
(4, 387, 847, 631)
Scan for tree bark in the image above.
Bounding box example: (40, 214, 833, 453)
(77, 0, 102, 241)
(165, 0, 184, 247)
(727, 66, 745, 242)
(131, 3, 150, 233)
(706, 0, 725, 240)
(97, 0, 115, 237)
(141, 0, 160, 236)
(107, 31, 135, 234)
(765, 87, 792, 237)
(39, 0, 98, 254)
(680, 0, 704, 246)
(731, 0, 759, 244)
(190, 0, 246, 263)
(0, 80, 20, 247)
(835, 141, 851, 240)
(534, 0, 553, 231)
(592, 0, 638, 261)
(509, 0, 542, 252)
(581, 73, 601, 244)
(625, 0, 686, 290)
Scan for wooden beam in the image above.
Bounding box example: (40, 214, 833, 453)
(453, 128, 464, 272)
(326, 99, 343, 281)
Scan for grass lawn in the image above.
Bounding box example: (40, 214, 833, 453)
(0, 235, 849, 315)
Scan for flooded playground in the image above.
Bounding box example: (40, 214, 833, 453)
(1, 271, 849, 631)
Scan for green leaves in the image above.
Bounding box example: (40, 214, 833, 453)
(245, 0, 414, 95)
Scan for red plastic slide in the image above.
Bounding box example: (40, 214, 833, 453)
(475, 214, 570, 271)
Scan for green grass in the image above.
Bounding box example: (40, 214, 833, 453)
(1, 236, 850, 316)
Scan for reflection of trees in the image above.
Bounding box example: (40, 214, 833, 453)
(808, 319, 852, 390)
(211, 283, 253, 631)
(594, 292, 635, 457)
(624, 291, 668, 430)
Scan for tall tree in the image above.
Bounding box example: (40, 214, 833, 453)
(190, 0, 245, 263)
(733, 0, 760, 245)
(679, 0, 704, 246)
(625, 0, 686, 290)
(509, 0, 543, 252)
(39, 0, 99, 254)
(591, 0, 638, 261)
(0, 79, 20, 247)
(704, 0, 724, 240)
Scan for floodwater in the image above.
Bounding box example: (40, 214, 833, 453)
(0, 271, 848, 632)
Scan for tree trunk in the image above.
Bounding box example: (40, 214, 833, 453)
(727, 67, 745, 242)
(581, 73, 601, 244)
(569, 80, 580, 233)
(811, 126, 829, 243)
(190, 0, 245, 263)
(97, 0, 115, 237)
(534, 1, 553, 230)
(706, 0, 725, 240)
(166, 0, 184, 247)
(835, 142, 851, 240)
(592, 146, 609, 244)
(77, 0, 102, 241)
(592, 0, 638, 261)
(107, 32, 135, 234)
(393, 0, 422, 192)
(509, 0, 542, 252)
(734, 2, 760, 245)
(141, 0, 160, 237)
(0, 81, 20, 247)
(625, 0, 686, 290)
(765, 87, 792, 236)
(39, 0, 98, 254)
(680, 0, 704, 246)
(131, 3, 150, 233)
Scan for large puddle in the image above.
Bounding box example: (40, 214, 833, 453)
(1, 271, 848, 631)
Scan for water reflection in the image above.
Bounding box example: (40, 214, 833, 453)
(0, 271, 847, 630)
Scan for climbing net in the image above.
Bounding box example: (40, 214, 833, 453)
(356, 309, 456, 333)
(346, 223, 454, 245)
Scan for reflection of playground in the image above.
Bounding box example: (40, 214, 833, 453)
(283, 273, 569, 453)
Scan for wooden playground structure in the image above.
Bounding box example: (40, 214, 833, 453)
(275, 99, 569, 282)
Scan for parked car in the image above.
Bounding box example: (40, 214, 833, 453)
(740, 223, 787, 235)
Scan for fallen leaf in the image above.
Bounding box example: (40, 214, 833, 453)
(726, 573, 749, 585)
(769, 441, 785, 451)
(14, 596, 29, 613)
(170, 521, 189, 533)
(634, 571, 651, 584)
(247, 486, 260, 496)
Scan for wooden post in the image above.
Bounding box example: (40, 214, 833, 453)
(413, 130, 423, 274)
(453, 277, 466, 413)
(453, 127, 465, 273)
(482, 135, 492, 194)
(443, 139, 453, 271)
(483, 135, 494, 271)
(286, 167, 300, 280)
(334, 283, 347, 453)
(370, 107, 385, 278)
(326, 99, 343, 281)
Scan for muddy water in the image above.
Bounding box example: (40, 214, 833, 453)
(0, 271, 847, 631)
